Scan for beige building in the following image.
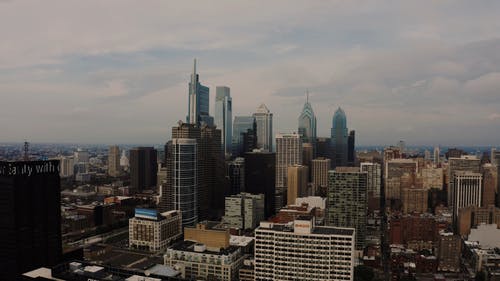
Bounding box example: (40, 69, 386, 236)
(311, 157, 331, 194)
(129, 209, 182, 252)
(384, 159, 418, 202)
(275, 133, 302, 210)
(421, 167, 443, 190)
(108, 145, 121, 177)
(184, 221, 230, 251)
(401, 188, 428, 213)
(287, 165, 308, 205)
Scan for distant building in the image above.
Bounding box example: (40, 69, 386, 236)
(244, 150, 276, 218)
(331, 107, 348, 167)
(385, 159, 418, 203)
(129, 209, 182, 252)
(129, 147, 158, 192)
(327, 167, 368, 250)
(311, 157, 331, 195)
(450, 171, 482, 225)
(275, 132, 302, 209)
(447, 156, 481, 206)
(348, 130, 356, 166)
(437, 232, 461, 272)
(0, 160, 62, 280)
(108, 145, 121, 177)
(59, 156, 75, 178)
(255, 217, 355, 281)
(482, 164, 496, 207)
(214, 86, 232, 156)
(227, 157, 245, 195)
(361, 162, 382, 212)
(187, 59, 212, 126)
(421, 167, 443, 190)
(298, 92, 317, 144)
(253, 103, 273, 152)
(434, 146, 440, 165)
(316, 137, 332, 160)
(232, 116, 256, 157)
(222, 192, 265, 230)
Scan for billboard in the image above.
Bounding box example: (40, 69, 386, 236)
(135, 208, 158, 220)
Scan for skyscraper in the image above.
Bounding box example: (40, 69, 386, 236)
(253, 104, 273, 152)
(361, 162, 382, 212)
(275, 133, 303, 209)
(331, 107, 348, 167)
(311, 157, 331, 195)
(172, 138, 198, 227)
(130, 147, 158, 192)
(451, 171, 482, 226)
(447, 156, 481, 206)
(187, 59, 212, 126)
(214, 86, 232, 156)
(327, 167, 368, 250)
(287, 164, 308, 205)
(108, 145, 121, 177)
(244, 150, 276, 218)
(0, 160, 62, 280)
(298, 92, 317, 144)
(227, 157, 245, 195)
(232, 116, 255, 157)
(347, 130, 355, 166)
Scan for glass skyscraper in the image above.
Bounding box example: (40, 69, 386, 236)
(187, 59, 212, 126)
(331, 107, 348, 167)
(214, 86, 232, 156)
(232, 116, 256, 157)
(253, 103, 273, 152)
(298, 92, 317, 145)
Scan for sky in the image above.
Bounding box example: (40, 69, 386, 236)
(1, 1, 500, 146)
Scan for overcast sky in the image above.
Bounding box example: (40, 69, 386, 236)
(1, 1, 500, 146)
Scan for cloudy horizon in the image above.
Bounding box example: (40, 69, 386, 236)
(1, 1, 500, 146)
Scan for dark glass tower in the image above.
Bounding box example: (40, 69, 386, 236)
(130, 147, 158, 192)
(187, 59, 212, 126)
(244, 151, 276, 218)
(0, 160, 62, 280)
(331, 107, 348, 167)
(348, 130, 355, 166)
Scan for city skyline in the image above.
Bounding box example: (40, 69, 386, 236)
(1, 1, 500, 146)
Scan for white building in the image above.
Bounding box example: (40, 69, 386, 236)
(253, 103, 273, 152)
(255, 217, 355, 281)
(129, 209, 182, 252)
(223, 192, 265, 230)
(451, 171, 482, 223)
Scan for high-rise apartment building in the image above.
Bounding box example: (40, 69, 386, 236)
(451, 171, 482, 225)
(130, 147, 158, 192)
(447, 156, 481, 205)
(287, 165, 308, 205)
(327, 167, 368, 250)
(311, 157, 331, 192)
(0, 160, 62, 280)
(298, 93, 317, 144)
(244, 151, 276, 218)
(276, 133, 302, 209)
(253, 104, 273, 152)
(214, 86, 232, 156)
(255, 217, 355, 281)
(361, 162, 382, 212)
(108, 145, 121, 177)
(331, 107, 348, 168)
(59, 156, 74, 178)
(222, 192, 265, 229)
(232, 116, 256, 157)
(129, 209, 182, 252)
(172, 139, 198, 227)
(187, 59, 212, 126)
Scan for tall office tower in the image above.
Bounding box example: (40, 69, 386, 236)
(244, 150, 276, 218)
(130, 147, 158, 192)
(232, 116, 255, 157)
(450, 171, 482, 225)
(108, 145, 121, 177)
(434, 146, 441, 165)
(59, 156, 75, 178)
(255, 217, 355, 281)
(298, 92, 317, 144)
(302, 142, 313, 180)
(227, 157, 245, 195)
(187, 59, 212, 126)
(327, 167, 368, 250)
(347, 130, 356, 166)
(361, 162, 382, 212)
(222, 192, 265, 230)
(287, 165, 308, 205)
(481, 164, 496, 207)
(240, 123, 258, 155)
(253, 103, 273, 152)
(214, 86, 232, 156)
(447, 156, 481, 206)
(172, 139, 198, 227)
(384, 159, 418, 202)
(316, 137, 333, 160)
(275, 133, 302, 209)
(0, 160, 62, 280)
(331, 107, 348, 167)
(311, 157, 331, 195)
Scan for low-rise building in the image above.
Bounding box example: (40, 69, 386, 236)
(129, 209, 182, 252)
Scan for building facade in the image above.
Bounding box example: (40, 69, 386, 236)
(255, 217, 355, 281)
(451, 171, 482, 224)
(108, 145, 121, 177)
(311, 157, 331, 195)
(129, 209, 182, 252)
(232, 116, 256, 157)
(222, 192, 265, 230)
(253, 104, 273, 152)
(298, 93, 317, 145)
(187, 59, 212, 126)
(244, 151, 276, 218)
(331, 107, 348, 167)
(130, 147, 158, 192)
(275, 133, 302, 198)
(361, 162, 382, 212)
(287, 165, 308, 205)
(214, 86, 232, 156)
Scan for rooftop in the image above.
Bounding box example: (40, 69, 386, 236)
(168, 240, 240, 256)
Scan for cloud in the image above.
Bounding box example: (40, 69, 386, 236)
(488, 113, 500, 121)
